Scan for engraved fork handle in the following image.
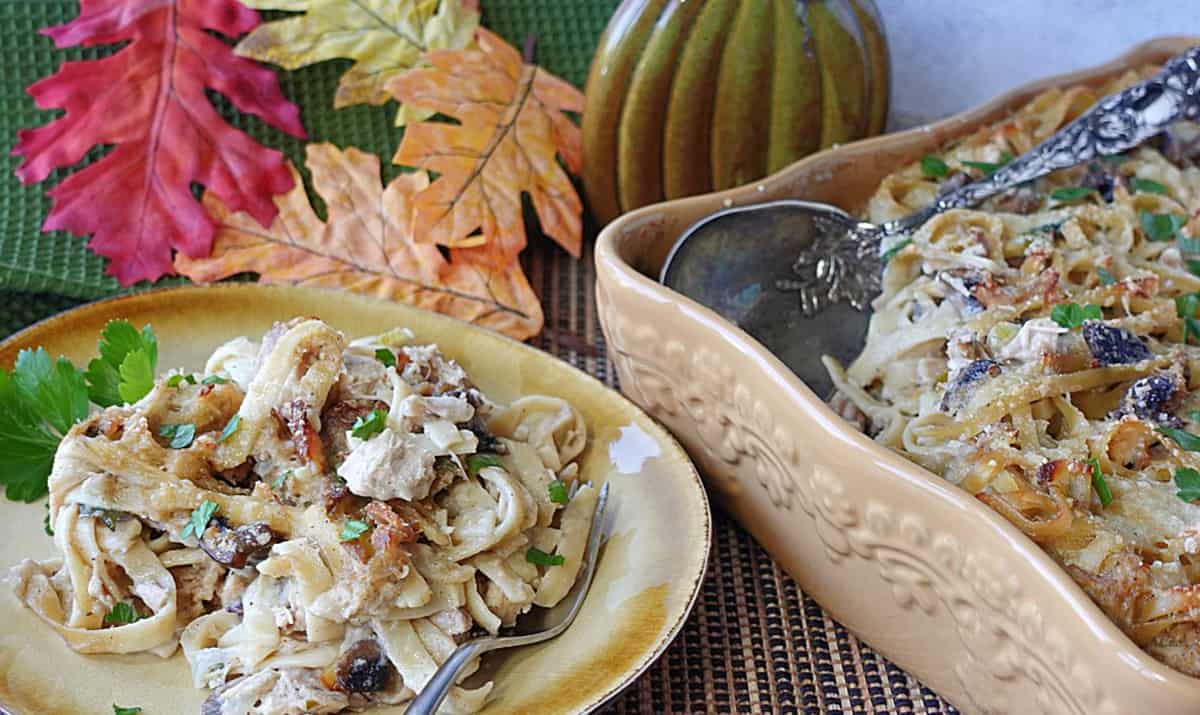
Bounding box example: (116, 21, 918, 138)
(881, 44, 1200, 238)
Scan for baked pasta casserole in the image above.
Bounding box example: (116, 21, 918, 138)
(827, 67, 1200, 676)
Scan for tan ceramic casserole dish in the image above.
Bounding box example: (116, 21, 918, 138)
(595, 36, 1200, 715)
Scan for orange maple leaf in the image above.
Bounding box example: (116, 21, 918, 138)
(389, 28, 584, 264)
(174, 143, 542, 339)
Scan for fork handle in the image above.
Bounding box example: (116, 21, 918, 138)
(406, 639, 490, 715)
(881, 44, 1200, 237)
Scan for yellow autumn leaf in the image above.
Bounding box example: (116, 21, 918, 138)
(235, 0, 478, 122)
(174, 143, 543, 339)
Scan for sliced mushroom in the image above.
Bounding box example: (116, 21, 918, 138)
(1117, 373, 1183, 425)
(940, 359, 1001, 413)
(1082, 321, 1152, 366)
(199, 518, 276, 569)
(329, 639, 393, 693)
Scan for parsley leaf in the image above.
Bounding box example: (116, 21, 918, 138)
(1177, 293, 1200, 344)
(201, 375, 228, 385)
(158, 422, 196, 449)
(1140, 210, 1187, 242)
(0, 348, 89, 502)
(113, 705, 142, 715)
(218, 414, 241, 443)
(1190, 410, 1200, 424)
(1176, 467, 1200, 502)
(1130, 177, 1168, 195)
(375, 348, 397, 368)
(526, 547, 564, 566)
(85, 320, 157, 407)
(548, 480, 570, 505)
(961, 151, 1013, 175)
(1179, 236, 1200, 254)
(339, 519, 370, 541)
(1097, 267, 1117, 286)
(44, 503, 53, 536)
(1158, 426, 1200, 452)
(181, 500, 218, 540)
(350, 409, 388, 441)
(1086, 458, 1113, 507)
(920, 154, 949, 179)
(1049, 186, 1096, 203)
(466, 453, 503, 476)
(1050, 303, 1102, 329)
(104, 602, 142, 626)
(880, 237, 912, 263)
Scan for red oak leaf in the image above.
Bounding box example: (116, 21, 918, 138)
(12, 0, 306, 285)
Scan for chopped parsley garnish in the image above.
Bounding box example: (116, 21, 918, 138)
(1158, 426, 1200, 452)
(1097, 267, 1117, 286)
(201, 374, 228, 385)
(85, 320, 158, 407)
(339, 519, 370, 541)
(961, 151, 1013, 175)
(880, 237, 912, 263)
(466, 453, 503, 476)
(181, 500, 218, 540)
(1179, 236, 1200, 254)
(271, 470, 291, 490)
(1130, 177, 1168, 195)
(548, 480, 570, 505)
(166, 373, 197, 388)
(1086, 458, 1113, 507)
(1190, 410, 1200, 424)
(1176, 467, 1200, 502)
(375, 348, 397, 368)
(113, 705, 142, 715)
(350, 409, 387, 440)
(43, 503, 53, 536)
(1050, 303, 1102, 329)
(1049, 186, 1096, 203)
(158, 422, 196, 449)
(1140, 210, 1187, 242)
(218, 414, 241, 443)
(104, 602, 142, 626)
(525, 547, 564, 567)
(920, 154, 949, 179)
(0, 347, 89, 502)
(1176, 293, 1200, 344)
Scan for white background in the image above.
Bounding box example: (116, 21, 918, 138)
(883, 1, 1195, 127)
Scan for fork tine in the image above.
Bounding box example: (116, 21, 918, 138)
(405, 481, 611, 715)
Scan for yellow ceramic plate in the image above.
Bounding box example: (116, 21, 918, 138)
(0, 284, 710, 715)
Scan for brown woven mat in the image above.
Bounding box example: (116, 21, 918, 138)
(0, 240, 959, 715)
(524, 240, 958, 715)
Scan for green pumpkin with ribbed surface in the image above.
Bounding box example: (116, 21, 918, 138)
(582, 0, 890, 224)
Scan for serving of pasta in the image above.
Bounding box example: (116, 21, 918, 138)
(9, 317, 597, 714)
(825, 67, 1200, 677)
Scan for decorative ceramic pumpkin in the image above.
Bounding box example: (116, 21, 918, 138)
(582, 0, 890, 224)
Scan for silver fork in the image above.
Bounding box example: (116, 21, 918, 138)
(405, 481, 611, 715)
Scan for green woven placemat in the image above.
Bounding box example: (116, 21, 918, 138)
(0, 0, 618, 299)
